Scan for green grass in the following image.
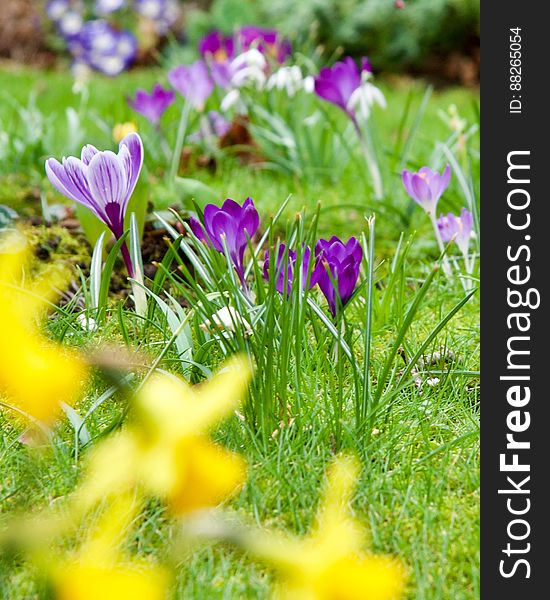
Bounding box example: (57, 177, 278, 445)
(0, 64, 479, 599)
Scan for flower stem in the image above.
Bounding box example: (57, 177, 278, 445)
(169, 100, 191, 183)
(352, 117, 384, 200)
(429, 215, 453, 278)
(156, 123, 172, 163)
(120, 241, 135, 279)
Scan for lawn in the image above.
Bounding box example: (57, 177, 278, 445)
(0, 59, 479, 600)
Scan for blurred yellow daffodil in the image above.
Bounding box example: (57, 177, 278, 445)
(0, 232, 88, 423)
(78, 356, 252, 515)
(246, 455, 406, 600)
(53, 493, 168, 600)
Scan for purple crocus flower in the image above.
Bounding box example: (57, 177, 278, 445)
(402, 165, 452, 217)
(128, 83, 175, 125)
(314, 236, 363, 317)
(208, 111, 231, 138)
(263, 244, 317, 296)
(437, 208, 474, 255)
(188, 111, 231, 144)
(209, 60, 233, 89)
(168, 61, 214, 110)
(237, 26, 292, 64)
(190, 198, 259, 286)
(199, 30, 235, 62)
(45, 133, 143, 277)
(314, 57, 372, 117)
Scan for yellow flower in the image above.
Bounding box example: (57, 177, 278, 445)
(246, 456, 406, 600)
(113, 122, 138, 144)
(53, 494, 168, 600)
(78, 356, 252, 515)
(0, 232, 87, 423)
(54, 564, 168, 600)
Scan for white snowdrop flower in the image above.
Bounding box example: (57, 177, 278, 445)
(229, 49, 267, 90)
(221, 89, 242, 112)
(200, 306, 253, 338)
(267, 65, 305, 97)
(303, 75, 315, 94)
(347, 82, 387, 121)
(231, 48, 267, 71)
(231, 65, 266, 89)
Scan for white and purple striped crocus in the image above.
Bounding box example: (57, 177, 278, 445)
(402, 165, 452, 218)
(314, 236, 363, 317)
(437, 208, 474, 256)
(128, 83, 175, 125)
(45, 133, 143, 277)
(168, 60, 215, 111)
(263, 244, 317, 296)
(190, 198, 259, 287)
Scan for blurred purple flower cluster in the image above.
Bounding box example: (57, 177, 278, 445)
(264, 237, 363, 317)
(190, 197, 363, 316)
(45, 0, 180, 76)
(199, 26, 292, 66)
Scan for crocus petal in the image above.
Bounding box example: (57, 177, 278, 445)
(220, 198, 245, 220)
(460, 207, 473, 231)
(438, 164, 452, 196)
(210, 211, 239, 255)
(316, 262, 337, 317)
(240, 203, 259, 238)
(104, 201, 124, 236)
(401, 171, 415, 198)
(118, 132, 143, 203)
(410, 174, 432, 205)
(347, 237, 363, 263)
(314, 236, 362, 316)
(338, 261, 360, 305)
(336, 57, 361, 101)
(169, 61, 214, 109)
(87, 151, 127, 212)
(81, 144, 99, 165)
(202, 205, 225, 252)
(45, 157, 97, 213)
(190, 216, 209, 244)
(203, 203, 221, 229)
(314, 79, 346, 111)
(210, 61, 232, 89)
